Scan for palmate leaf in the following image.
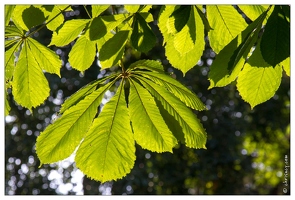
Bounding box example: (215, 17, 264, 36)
(99, 30, 130, 69)
(68, 35, 97, 71)
(129, 79, 178, 153)
(134, 75, 206, 149)
(260, 6, 290, 67)
(49, 19, 90, 47)
(237, 44, 282, 109)
(12, 41, 50, 111)
(134, 71, 206, 111)
(75, 81, 135, 182)
(36, 80, 116, 164)
(207, 5, 248, 54)
(27, 37, 61, 76)
(208, 9, 268, 89)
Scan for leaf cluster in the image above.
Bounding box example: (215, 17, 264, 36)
(4, 5, 290, 182)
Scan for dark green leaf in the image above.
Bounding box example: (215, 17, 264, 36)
(260, 6, 290, 66)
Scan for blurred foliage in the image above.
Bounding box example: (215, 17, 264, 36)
(5, 5, 290, 195)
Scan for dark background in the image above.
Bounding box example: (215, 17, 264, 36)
(5, 5, 290, 195)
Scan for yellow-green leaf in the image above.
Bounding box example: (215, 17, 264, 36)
(99, 30, 129, 69)
(91, 5, 109, 18)
(207, 5, 248, 54)
(36, 80, 115, 164)
(129, 79, 178, 152)
(12, 41, 50, 111)
(68, 35, 97, 71)
(75, 81, 135, 183)
(237, 45, 283, 109)
(28, 37, 61, 76)
(49, 19, 90, 47)
(135, 76, 206, 149)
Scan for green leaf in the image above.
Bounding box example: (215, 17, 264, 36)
(165, 6, 205, 75)
(99, 30, 129, 69)
(135, 75, 206, 149)
(124, 5, 140, 13)
(155, 99, 185, 144)
(5, 90, 11, 116)
(45, 5, 65, 31)
(86, 14, 130, 41)
(207, 5, 248, 54)
(91, 5, 109, 18)
(5, 5, 15, 26)
(237, 44, 283, 109)
(60, 73, 119, 114)
(158, 5, 177, 44)
(12, 5, 46, 31)
(238, 5, 270, 22)
(36, 80, 116, 164)
(5, 43, 20, 81)
(130, 13, 156, 53)
(12, 41, 50, 111)
(129, 78, 178, 152)
(280, 57, 290, 77)
(134, 71, 206, 111)
(68, 35, 96, 71)
(27, 38, 61, 76)
(208, 10, 268, 89)
(260, 6, 290, 66)
(5, 25, 23, 37)
(173, 23, 194, 55)
(75, 81, 135, 182)
(127, 59, 164, 73)
(49, 19, 90, 47)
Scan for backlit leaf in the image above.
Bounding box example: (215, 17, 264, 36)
(134, 71, 206, 111)
(5, 5, 15, 26)
(91, 5, 109, 18)
(237, 44, 282, 109)
(207, 5, 248, 54)
(28, 37, 61, 76)
(99, 30, 129, 69)
(129, 79, 178, 152)
(127, 59, 164, 73)
(238, 5, 270, 22)
(75, 80, 135, 183)
(280, 57, 290, 77)
(135, 75, 206, 149)
(49, 19, 90, 47)
(59, 73, 119, 114)
(12, 5, 46, 30)
(5, 43, 20, 81)
(208, 10, 268, 88)
(12, 41, 50, 111)
(68, 35, 96, 71)
(36, 80, 116, 164)
(45, 5, 65, 31)
(165, 6, 205, 75)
